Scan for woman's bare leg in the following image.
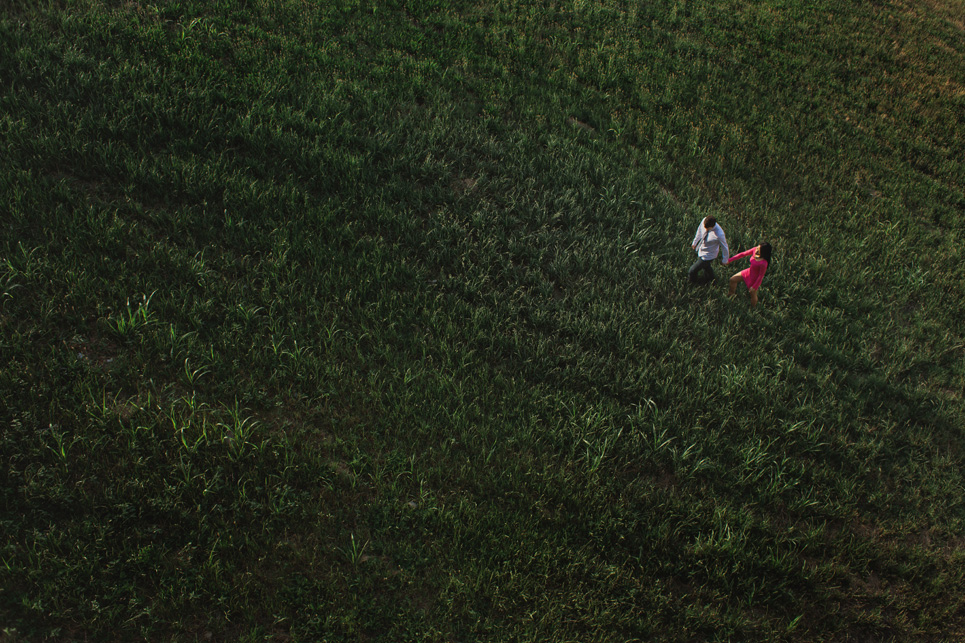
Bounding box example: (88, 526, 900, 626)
(749, 289, 759, 307)
(728, 273, 742, 296)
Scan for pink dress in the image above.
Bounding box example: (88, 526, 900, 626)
(729, 248, 768, 290)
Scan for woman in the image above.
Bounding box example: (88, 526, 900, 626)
(727, 243, 771, 307)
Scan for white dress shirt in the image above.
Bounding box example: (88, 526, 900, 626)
(692, 223, 730, 263)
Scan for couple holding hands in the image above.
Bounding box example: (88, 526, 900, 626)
(689, 216, 771, 308)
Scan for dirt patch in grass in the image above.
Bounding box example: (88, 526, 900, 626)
(68, 332, 123, 370)
(566, 116, 595, 132)
(451, 177, 478, 195)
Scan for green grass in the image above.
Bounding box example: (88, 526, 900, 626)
(2, 0, 964, 640)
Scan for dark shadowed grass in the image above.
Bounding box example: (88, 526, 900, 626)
(1, 0, 964, 641)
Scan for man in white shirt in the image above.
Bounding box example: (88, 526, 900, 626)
(689, 216, 730, 285)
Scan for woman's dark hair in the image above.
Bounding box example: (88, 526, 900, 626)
(759, 242, 772, 262)
(704, 216, 717, 229)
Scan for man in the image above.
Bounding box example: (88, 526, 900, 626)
(689, 216, 729, 285)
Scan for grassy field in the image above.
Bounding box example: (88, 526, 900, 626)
(2, 0, 964, 640)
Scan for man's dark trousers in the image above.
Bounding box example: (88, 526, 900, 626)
(689, 258, 715, 284)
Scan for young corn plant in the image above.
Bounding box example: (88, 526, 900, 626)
(107, 291, 157, 340)
(220, 402, 260, 460)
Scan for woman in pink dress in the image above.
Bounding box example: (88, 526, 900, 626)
(727, 243, 771, 307)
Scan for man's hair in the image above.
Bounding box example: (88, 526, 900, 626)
(704, 216, 717, 229)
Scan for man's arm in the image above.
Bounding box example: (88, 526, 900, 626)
(717, 226, 730, 263)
